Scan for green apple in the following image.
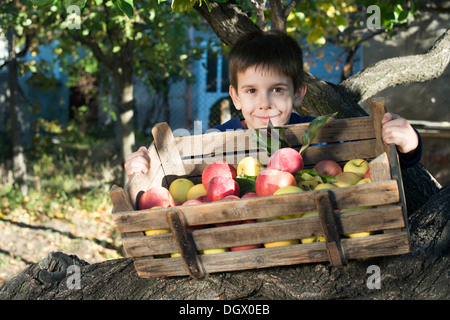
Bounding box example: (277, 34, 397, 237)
(314, 183, 337, 190)
(343, 159, 369, 178)
(334, 172, 361, 187)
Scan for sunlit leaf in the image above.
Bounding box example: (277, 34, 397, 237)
(299, 112, 337, 156)
(116, 0, 134, 18)
(30, 0, 55, 6)
(63, 0, 87, 9)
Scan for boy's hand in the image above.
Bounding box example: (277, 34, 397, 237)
(124, 146, 151, 178)
(381, 113, 419, 154)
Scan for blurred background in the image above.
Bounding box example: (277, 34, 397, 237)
(0, 0, 448, 283)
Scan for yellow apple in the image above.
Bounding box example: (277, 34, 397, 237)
(199, 248, 228, 254)
(334, 172, 361, 187)
(343, 159, 369, 178)
(144, 228, 171, 236)
(169, 178, 195, 203)
(356, 177, 372, 185)
(344, 232, 372, 238)
(237, 156, 262, 177)
(264, 239, 299, 248)
(171, 252, 181, 258)
(273, 186, 303, 195)
(186, 183, 207, 201)
(302, 211, 318, 217)
(300, 236, 317, 244)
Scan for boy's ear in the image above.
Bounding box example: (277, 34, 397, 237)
(293, 84, 307, 108)
(229, 85, 242, 110)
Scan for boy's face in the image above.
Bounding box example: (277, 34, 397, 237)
(229, 66, 306, 130)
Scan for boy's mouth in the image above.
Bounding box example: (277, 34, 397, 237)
(256, 115, 279, 124)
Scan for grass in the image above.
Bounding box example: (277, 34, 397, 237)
(0, 121, 147, 272)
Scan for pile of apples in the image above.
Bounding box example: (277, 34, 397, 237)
(139, 147, 372, 255)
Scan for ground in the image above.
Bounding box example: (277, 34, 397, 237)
(0, 199, 122, 284)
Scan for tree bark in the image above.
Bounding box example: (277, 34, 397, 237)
(0, 179, 447, 300)
(7, 29, 28, 197)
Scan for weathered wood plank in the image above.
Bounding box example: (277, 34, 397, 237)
(113, 180, 400, 233)
(121, 205, 404, 257)
(133, 232, 409, 277)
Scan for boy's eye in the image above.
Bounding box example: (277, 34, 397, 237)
(273, 87, 285, 93)
(246, 88, 257, 94)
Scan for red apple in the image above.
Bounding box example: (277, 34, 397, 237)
(222, 195, 240, 200)
(230, 220, 261, 251)
(364, 169, 370, 179)
(241, 192, 258, 198)
(197, 195, 209, 202)
(206, 176, 240, 202)
(202, 161, 237, 189)
(314, 160, 342, 177)
(255, 168, 297, 197)
(267, 148, 304, 174)
(138, 186, 176, 210)
(182, 199, 203, 206)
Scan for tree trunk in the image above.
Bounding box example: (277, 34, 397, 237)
(113, 42, 136, 185)
(7, 29, 28, 197)
(0, 177, 447, 300)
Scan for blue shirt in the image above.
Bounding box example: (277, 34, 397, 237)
(210, 113, 422, 168)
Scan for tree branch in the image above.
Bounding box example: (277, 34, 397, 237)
(340, 27, 450, 104)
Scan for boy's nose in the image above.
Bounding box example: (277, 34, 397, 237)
(258, 93, 272, 109)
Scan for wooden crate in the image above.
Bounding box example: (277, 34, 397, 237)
(110, 99, 410, 279)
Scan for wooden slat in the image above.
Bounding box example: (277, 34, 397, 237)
(316, 191, 346, 267)
(113, 180, 400, 233)
(369, 98, 390, 162)
(121, 205, 404, 257)
(166, 210, 206, 279)
(369, 152, 391, 182)
(132, 232, 409, 278)
(179, 139, 378, 176)
(175, 117, 375, 159)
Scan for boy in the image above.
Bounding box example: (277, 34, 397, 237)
(125, 30, 421, 177)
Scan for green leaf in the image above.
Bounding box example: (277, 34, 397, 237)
(299, 112, 337, 156)
(63, 0, 87, 9)
(251, 120, 291, 158)
(116, 0, 134, 18)
(295, 169, 337, 184)
(30, 0, 55, 6)
(171, 0, 196, 13)
(235, 175, 256, 197)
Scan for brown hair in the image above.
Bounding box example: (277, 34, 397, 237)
(228, 30, 304, 91)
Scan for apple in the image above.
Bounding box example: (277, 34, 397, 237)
(222, 195, 240, 200)
(241, 192, 258, 198)
(334, 172, 362, 187)
(169, 178, 194, 203)
(314, 160, 342, 177)
(186, 183, 207, 201)
(207, 176, 240, 201)
(255, 168, 297, 197)
(182, 199, 203, 206)
(343, 159, 369, 178)
(273, 186, 303, 195)
(344, 232, 372, 238)
(199, 248, 228, 254)
(202, 161, 237, 189)
(300, 236, 317, 244)
(231, 244, 262, 251)
(145, 228, 171, 236)
(364, 169, 370, 179)
(237, 156, 262, 177)
(356, 177, 372, 185)
(264, 239, 299, 248)
(267, 147, 304, 174)
(139, 186, 176, 210)
(314, 183, 337, 190)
